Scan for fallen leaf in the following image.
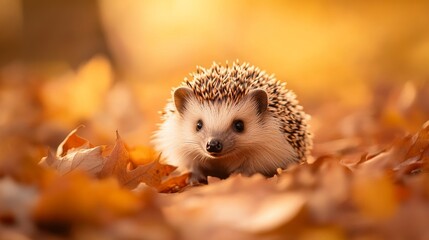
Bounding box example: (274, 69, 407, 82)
(129, 146, 158, 166)
(352, 173, 398, 219)
(32, 171, 140, 233)
(40, 56, 112, 126)
(41, 128, 181, 191)
(300, 226, 346, 240)
(161, 174, 306, 239)
(0, 177, 39, 233)
(97, 131, 177, 189)
(39, 126, 105, 176)
(156, 173, 191, 193)
(40, 147, 105, 176)
(359, 122, 429, 178)
(56, 125, 90, 157)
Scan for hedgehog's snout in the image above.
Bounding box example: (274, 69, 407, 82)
(206, 139, 223, 154)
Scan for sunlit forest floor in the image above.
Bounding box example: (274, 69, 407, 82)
(1, 1, 429, 239)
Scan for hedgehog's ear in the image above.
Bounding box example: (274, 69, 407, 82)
(173, 87, 194, 115)
(248, 89, 268, 114)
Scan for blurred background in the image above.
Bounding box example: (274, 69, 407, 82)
(1, 0, 429, 162)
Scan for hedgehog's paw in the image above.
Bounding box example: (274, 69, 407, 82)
(188, 172, 208, 185)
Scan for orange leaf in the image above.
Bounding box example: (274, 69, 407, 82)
(352, 173, 398, 219)
(40, 56, 112, 125)
(97, 131, 177, 189)
(359, 122, 429, 178)
(39, 126, 104, 176)
(156, 173, 191, 193)
(404, 122, 429, 161)
(129, 146, 158, 166)
(300, 226, 346, 240)
(32, 171, 140, 231)
(57, 125, 90, 157)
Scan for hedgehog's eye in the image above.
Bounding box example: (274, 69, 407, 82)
(196, 119, 203, 131)
(232, 120, 244, 133)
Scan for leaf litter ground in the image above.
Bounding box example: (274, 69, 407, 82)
(1, 82, 429, 240)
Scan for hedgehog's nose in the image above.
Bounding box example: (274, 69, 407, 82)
(206, 139, 223, 153)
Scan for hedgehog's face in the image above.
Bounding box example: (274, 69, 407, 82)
(174, 87, 269, 160)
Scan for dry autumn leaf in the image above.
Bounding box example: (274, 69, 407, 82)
(156, 172, 191, 193)
(161, 174, 306, 240)
(40, 127, 186, 191)
(32, 171, 141, 233)
(97, 131, 178, 189)
(40, 56, 112, 126)
(129, 146, 159, 166)
(56, 125, 92, 157)
(352, 173, 399, 219)
(0, 177, 38, 234)
(39, 126, 105, 176)
(359, 121, 429, 178)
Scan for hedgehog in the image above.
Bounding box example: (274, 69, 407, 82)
(152, 61, 312, 184)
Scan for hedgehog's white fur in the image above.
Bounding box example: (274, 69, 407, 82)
(153, 93, 297, 177)
(152, 61, 312, 183)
